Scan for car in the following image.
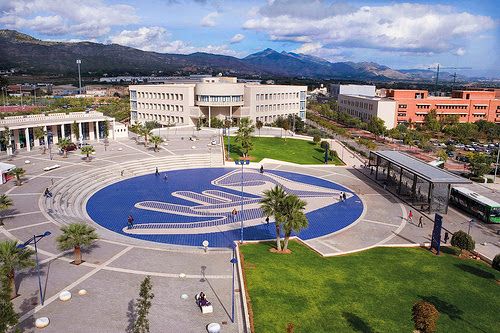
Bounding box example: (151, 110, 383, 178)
(447, 151, 454, 157)
(210, 140, 217, 145)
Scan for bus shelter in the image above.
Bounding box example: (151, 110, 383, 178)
(368, 150, 471, 214)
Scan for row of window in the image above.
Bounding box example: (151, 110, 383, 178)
(137, 113, 185, 123)
(256, 103, 300, 112)
(196, 95, 242, 102)
(136, 91, 184, 101)
(255, 113, 298, 123)
(437, 105, 467, 110)
(474, 105, 487, 110)
(416, 105, 430, 109)
(340, 99, 375, 111)
(255, 92, 303, 101)
(339, 107, 374, 121)
(136, 102, 184, 112)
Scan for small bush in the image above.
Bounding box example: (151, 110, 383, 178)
(492, 254, 500, 271)
(470, 176, 486, 183)
(412, 300, 439, 333)
(313, 135, 321, 145)
(450, 230, 475, 253)
(320, 141, 329, 150)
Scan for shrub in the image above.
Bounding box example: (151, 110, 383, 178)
(492, 254, 500, 271)
(450, 230, 475, 254)
(313, 135, 321, 145)
(412, 300, 439, 333)
(320, 141, 330, 150)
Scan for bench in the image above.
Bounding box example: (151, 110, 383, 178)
(195, 293, 213, 314)
(44, 164, 61, 171)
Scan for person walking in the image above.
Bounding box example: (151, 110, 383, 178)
(444, 232, 449, 244)
(43, 187, 53, 198)
(418, 216, 423, 228)
(127, 215, 134, 229)
(155, 167, 159, 176)
(265, 216, 269, 225)
(164, 173, 168, 181)
(407, 210, 413, 224)
(342, 192, 347, 202)
(260, 165, 264, 174)
(232, 208, 237, 221)
(121, 170, 124, 177)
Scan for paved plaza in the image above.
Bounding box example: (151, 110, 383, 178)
(0, 126, 498, 332)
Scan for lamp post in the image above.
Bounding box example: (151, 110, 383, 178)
(235, 159, 250, 243)
(467, 219, 474, 236)
(17, 231, 51, 305)
(76, 59, 82, 95)
(230, 254, 238, 323)
(494, 146, 499, 184)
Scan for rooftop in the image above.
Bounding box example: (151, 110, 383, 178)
(371, 150, 471, 184)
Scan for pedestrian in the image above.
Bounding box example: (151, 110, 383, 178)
(155, 167, 159, 176)
(407, 210, 413, 224)
(342, 192, 347, 201)
(232, 208, 237, 221)
(444, 232, 449, 244)
(43, 187, 52, 198)
(418, 216, 423, 228)
(260, 165, 264, 174)
(121, 170, 124, 177)
(265, 216, 269, 225)
(50, 178, 54, 186)
(164, 173, 168, 181)
(127, 215, 134, 229)
(339, 194, 343, 202)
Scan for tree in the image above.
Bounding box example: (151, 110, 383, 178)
(235, 117, 255, 158)
(80, 145, 95, 161)
(102, 120, 110, 138)
(8, 168, 25, 186)
(0, 240, 35, 299)
(57, 137, 72, 158)
(367, 117, 386, 137)
(144, 121, 160, 132)
(468, 152, 492, 178)
(492, 254, 500, 271)
(256, 120, 263, 137)
(56, 223, 98, 265)
(72, 121, 80, 140)
(260, 185, 287, 251)
(0, 194, 13, 226)
(412, 300, 439, 333)
(138, 126, 152, 147)
(133, 276, 154, 333)
(313, 135, 321, 145)
(0, 274, 19, 333)
(450, 230, 475, 255)
(282, 121, 290, 140)
(280, 195, 308, 251)
(436, 149, 448, 162)
(33, 127, 47, 154)
(423, 110, 441, 132)
(149, 135, 163, 152)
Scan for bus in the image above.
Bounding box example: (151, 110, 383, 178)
(449, 187, 500, 224)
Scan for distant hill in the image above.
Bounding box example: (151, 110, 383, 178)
(0, 29, 475, 82)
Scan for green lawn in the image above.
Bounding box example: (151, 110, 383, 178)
(224, 136, 343, 165)
(240, 242, 500, 333)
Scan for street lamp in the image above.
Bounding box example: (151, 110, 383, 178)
(230, 253, 238, 323)
(494, 146, 499, 184)
(17, 231, 51, 305)
(234, 159, 250, 243)
(467, 219, 474, 236)
(76, 59, 82, 95)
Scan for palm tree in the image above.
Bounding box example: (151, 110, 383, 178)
(57, 137, 72, 158)
(9, 167, 25, 186)
(281, 194, 308, 251)
(256, 120, 263, 137)
(33, 126, 47, 154)
(149, 135, 163, 152)
(0, 240, 35, 299)
(260, 185, 287, 251)
(0, 194, 13, 226)
(80, 145, 95, 161)
(139, 126, 152, 147)
(56, 223, 98, 265)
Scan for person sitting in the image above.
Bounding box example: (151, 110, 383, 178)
(198, 292, 210, 306)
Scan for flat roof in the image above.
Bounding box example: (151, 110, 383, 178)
(453, 187, 500, 207)
(372, 150, 472, 184)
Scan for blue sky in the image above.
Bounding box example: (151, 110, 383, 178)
(0, 0, 498, 74)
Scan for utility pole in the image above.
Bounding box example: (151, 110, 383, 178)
(76, 59, 82, 94)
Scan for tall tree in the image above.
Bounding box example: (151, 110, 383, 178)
(0, 274, 19, 333)
(468, 152, 492, 178)
(8, 168, 25, 186)
(235, 117, 255, 158)
(33, 127, 47, 154)
(282, 121, 290, 141)
(260, 185, 287, 251)
(255, 120, 263, 137)
(133, 276, 154, 333)
(0, 194, 13, 226)
(280, 195, 308, 251)
(0, 240, 35, 299)
(423, 110, 441, 132)
(138, 126, 152, 147)
(72, 121, 80, 141)
(102, 120, 110, 138)
(149, 135, 163, 152)
(57, 137, 72, 158)
(367, 117, 387, 137)
(56, 223, 98, 265)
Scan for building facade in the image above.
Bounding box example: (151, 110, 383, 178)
(338, 94, 397, 128)
(330, 84, 376, 100)
(0, 111, 125, 153)
(129, 77, 307, 126)
(383, 89, 500, 125)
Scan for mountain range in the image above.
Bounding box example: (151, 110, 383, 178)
(0, 29, 468, 82)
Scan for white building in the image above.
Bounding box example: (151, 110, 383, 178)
(338, 94, 397, 129)
(330, 84, 376, 100)
(129, 77, 307, 127)
(0, 111, 126, 154)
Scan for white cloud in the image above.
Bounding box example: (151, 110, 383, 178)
(243, 3, 496, 55)
(0, 0, 138, 38)
(110, 26, 241, 56)
(454, 48, 466, 56)
(230, 33, 245, 44)
(201, 12, 219, 27)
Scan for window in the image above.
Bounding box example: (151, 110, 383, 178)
(398, 104, 407, 109)
(180, 94, 183, 101)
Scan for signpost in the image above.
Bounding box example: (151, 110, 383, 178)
(430, 214, 443, 255)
